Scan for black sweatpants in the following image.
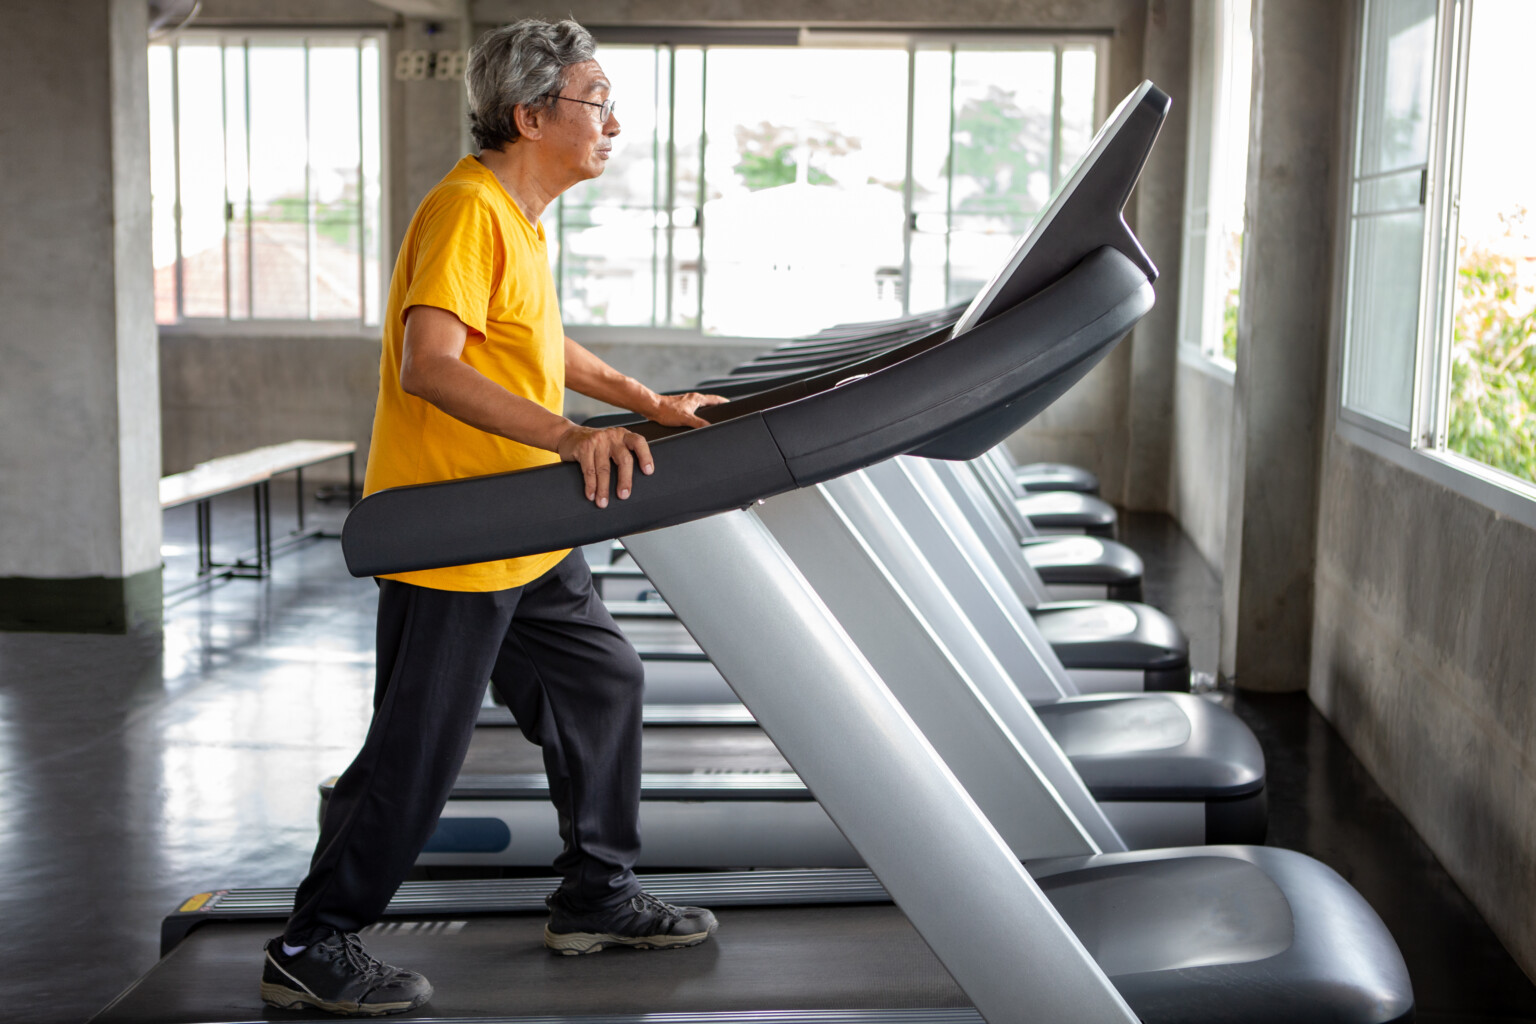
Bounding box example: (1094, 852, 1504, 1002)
(284, 549, 646, 946)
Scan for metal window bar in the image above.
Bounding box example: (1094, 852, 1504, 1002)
(244, 38, 254, 318)
(900, 44, 918, 317)
(555, 197, 565, 305)
(665, 44, 678, 325)
(220, 41, 231, 318)
(171, 39, 184, 322)
(944, 46, 957, 305)
(695, 46, 708, 328)
(650, 45, 662, 328)
(1049, 44, 1064, 195)
(357, 38, 366, 321)
(304, 38, 316, 321)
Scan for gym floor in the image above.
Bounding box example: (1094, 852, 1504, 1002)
(0, 486, 1532, 1023)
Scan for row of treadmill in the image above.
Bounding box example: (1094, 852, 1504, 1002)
(91, 82, 1417, 1024)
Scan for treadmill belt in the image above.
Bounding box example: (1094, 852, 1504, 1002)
(460, 725, 795, 775)
(95, 906, 967, 1022)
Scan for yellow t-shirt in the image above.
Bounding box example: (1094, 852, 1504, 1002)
(365, 155, 570, 591)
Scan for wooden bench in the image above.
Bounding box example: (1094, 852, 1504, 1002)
(160, 440, 356, 593)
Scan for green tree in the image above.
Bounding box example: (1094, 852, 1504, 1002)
(946, 86, 1049, 217)
(1447, 210, 1536, 482)
(732, 121, 856, 191)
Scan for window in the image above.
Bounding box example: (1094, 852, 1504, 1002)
(149, 33, 385, 326)
(1177, 0, 1252, 369)
(1340, 0, 1536, 493)
(554, 35, 1104, 338)
(1436, 0, 1536, 483)
(1341, 0, 1437, 431)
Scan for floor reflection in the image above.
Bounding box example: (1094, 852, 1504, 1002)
(0, 486, 377, 1024)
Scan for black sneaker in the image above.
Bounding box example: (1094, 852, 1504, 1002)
(260, 932, 433, 1016)
(544, 889, 718, 955)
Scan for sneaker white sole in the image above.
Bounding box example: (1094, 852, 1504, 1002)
(259, 980, 431, 1017)
(543, 923, 716, 956)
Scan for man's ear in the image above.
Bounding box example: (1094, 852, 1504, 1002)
(513, 101, 547, 141)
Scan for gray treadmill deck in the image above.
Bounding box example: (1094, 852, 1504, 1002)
(449, 704, 1262, 804)
(94, 906, 967, 1023)
(460, 725, 793, 776)
(477, 704, 757, 727)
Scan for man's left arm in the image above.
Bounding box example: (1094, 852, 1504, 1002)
(563, 336, 726, 428)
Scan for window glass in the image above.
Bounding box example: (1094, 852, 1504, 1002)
(308, 42, 363, 320)
(700, 47, 909, 337)
(224, 45, 250, 319)
(1445, 0, 1536, 482)
(670, 47, 705, 329)
(1209, 0, 1250, 364)
(360, 39, 382, 325)
(1175, 0, 1249, 368)
(908, 47, 955, 316)
(247, 44, 309, 319)
(175, 44, 228, 318)
(945, 47, 1059, 305)
(1341, 0, 1437, 428)
(549, 36, 1099, 336)
(558, 46, 665, 326)
(149, 34, 383, 325)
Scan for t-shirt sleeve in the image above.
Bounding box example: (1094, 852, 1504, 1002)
(400, 186, 498, 342)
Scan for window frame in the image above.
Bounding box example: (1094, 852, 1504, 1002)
(1331, 0, 1536, 530)
(150, 27, 390, 332)
(1175, 0, 1250, 381)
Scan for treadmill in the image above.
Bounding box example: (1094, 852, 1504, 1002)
(410, 456, 1264, 868)
(585, 443, 1186, 694)
(694, 307, 1101, 498)
(93, 81, 1413, 1024)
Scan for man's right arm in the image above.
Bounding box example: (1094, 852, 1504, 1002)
(400, 304, 653, 508)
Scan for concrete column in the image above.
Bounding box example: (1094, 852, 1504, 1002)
(1219, 0, 1343, 689)
(0, 0, 161, 632)
(390, 17, 474, 258)
(1120, 0, 1191, 510)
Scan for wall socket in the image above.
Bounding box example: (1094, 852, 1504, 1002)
(394, 50, 467, 81)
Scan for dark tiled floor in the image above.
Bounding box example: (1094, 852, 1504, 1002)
(0, 499, 1532, 1022)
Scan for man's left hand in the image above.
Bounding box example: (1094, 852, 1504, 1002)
(646, 392, 728, 429)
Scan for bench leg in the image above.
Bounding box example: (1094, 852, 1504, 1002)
(247, 483, 272, 576)
(196, 499, 212, 576)
(295, 466, 305, 532)
(262, 480, 273, 573)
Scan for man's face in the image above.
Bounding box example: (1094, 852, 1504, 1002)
(542, 60, 619, 184)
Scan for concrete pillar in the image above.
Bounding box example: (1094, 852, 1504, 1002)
(0, 0, 161, 633)
(1219, 0, 1343, 689)
(1120, 0, 1191, 510)
(390, 16, 475, 258)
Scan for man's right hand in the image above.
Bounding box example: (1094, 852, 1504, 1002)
(556, 424, 654, 509)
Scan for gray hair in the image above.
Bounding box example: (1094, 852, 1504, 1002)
(466, 19, 597, 150)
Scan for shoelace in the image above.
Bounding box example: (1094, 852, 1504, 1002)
(328, 933, 387, 978)
(629, 891, 683, 921)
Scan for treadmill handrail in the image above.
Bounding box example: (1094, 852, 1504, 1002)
(341, 247, 1153, 577)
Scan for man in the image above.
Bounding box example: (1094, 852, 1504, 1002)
(259, 19, 726, 1017)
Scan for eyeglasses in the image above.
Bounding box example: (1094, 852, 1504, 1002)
(546, 94, 617, 122)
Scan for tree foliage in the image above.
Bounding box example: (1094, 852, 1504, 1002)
(1447, 209, 1536, 483)
(946, 86, 1049, 216)
(733, 121, 856, 191)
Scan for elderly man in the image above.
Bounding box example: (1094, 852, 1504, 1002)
(259, 20, 724, 1016)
